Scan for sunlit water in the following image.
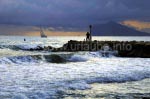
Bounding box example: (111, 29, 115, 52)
(0, 36, 150, 99)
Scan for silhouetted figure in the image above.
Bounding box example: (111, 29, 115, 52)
(86, 32, 90, 41)
(86, 25, 93, 41)
(24, 38, 26, 41)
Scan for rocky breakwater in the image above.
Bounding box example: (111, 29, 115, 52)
(52, 40, 150, 58)
(26, 40, 150, 58)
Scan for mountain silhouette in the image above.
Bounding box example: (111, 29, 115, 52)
(92, 21, 150, 36)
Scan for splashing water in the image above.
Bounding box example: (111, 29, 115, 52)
(0, 36, 150, 99)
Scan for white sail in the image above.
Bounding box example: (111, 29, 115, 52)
(40, 27, 47, 38)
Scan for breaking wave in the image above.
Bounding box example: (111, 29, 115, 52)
(0, 55, 64, 64)
(0, 53, 150, 98)
(0, 51, 118, 65)
(0, 56, 150, 98)
(0, 44, 44, 50)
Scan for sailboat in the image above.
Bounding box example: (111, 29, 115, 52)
(40, 27, 47, 38)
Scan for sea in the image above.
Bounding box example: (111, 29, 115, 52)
(0, 36, 150, 99)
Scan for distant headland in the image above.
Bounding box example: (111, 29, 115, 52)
(91, 21, 150, 36)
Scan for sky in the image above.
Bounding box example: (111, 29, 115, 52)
(0, 0, 150, 36)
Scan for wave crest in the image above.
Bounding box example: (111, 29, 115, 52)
(0, 44, 44, 51)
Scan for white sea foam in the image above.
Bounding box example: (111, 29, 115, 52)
(68, 51, 117, 62)
(0, 36, 150, 98)
(68, 54, 89, 62)
(0, 56, 150, 98)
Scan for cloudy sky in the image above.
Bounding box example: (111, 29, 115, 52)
(0, 0, 150, 36)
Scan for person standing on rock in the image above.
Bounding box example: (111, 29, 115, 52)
(86, 25, 92, 41)
(86, 32, 91, 41)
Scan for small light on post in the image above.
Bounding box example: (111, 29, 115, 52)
(89, 25, 92, 41)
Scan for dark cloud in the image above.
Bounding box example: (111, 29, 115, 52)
(0, 0, 149, 27)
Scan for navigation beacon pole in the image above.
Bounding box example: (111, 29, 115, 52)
(89, 25, 92, 41)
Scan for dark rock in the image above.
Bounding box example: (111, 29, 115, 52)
(28, 46, 53, 51)
(44, 54, 66, 63)
(143, 97, 150, 99)
(25, 40, 150, 58)
(52, 40, 150, 58)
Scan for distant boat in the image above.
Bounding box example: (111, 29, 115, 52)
(40, 27, 47, 38)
